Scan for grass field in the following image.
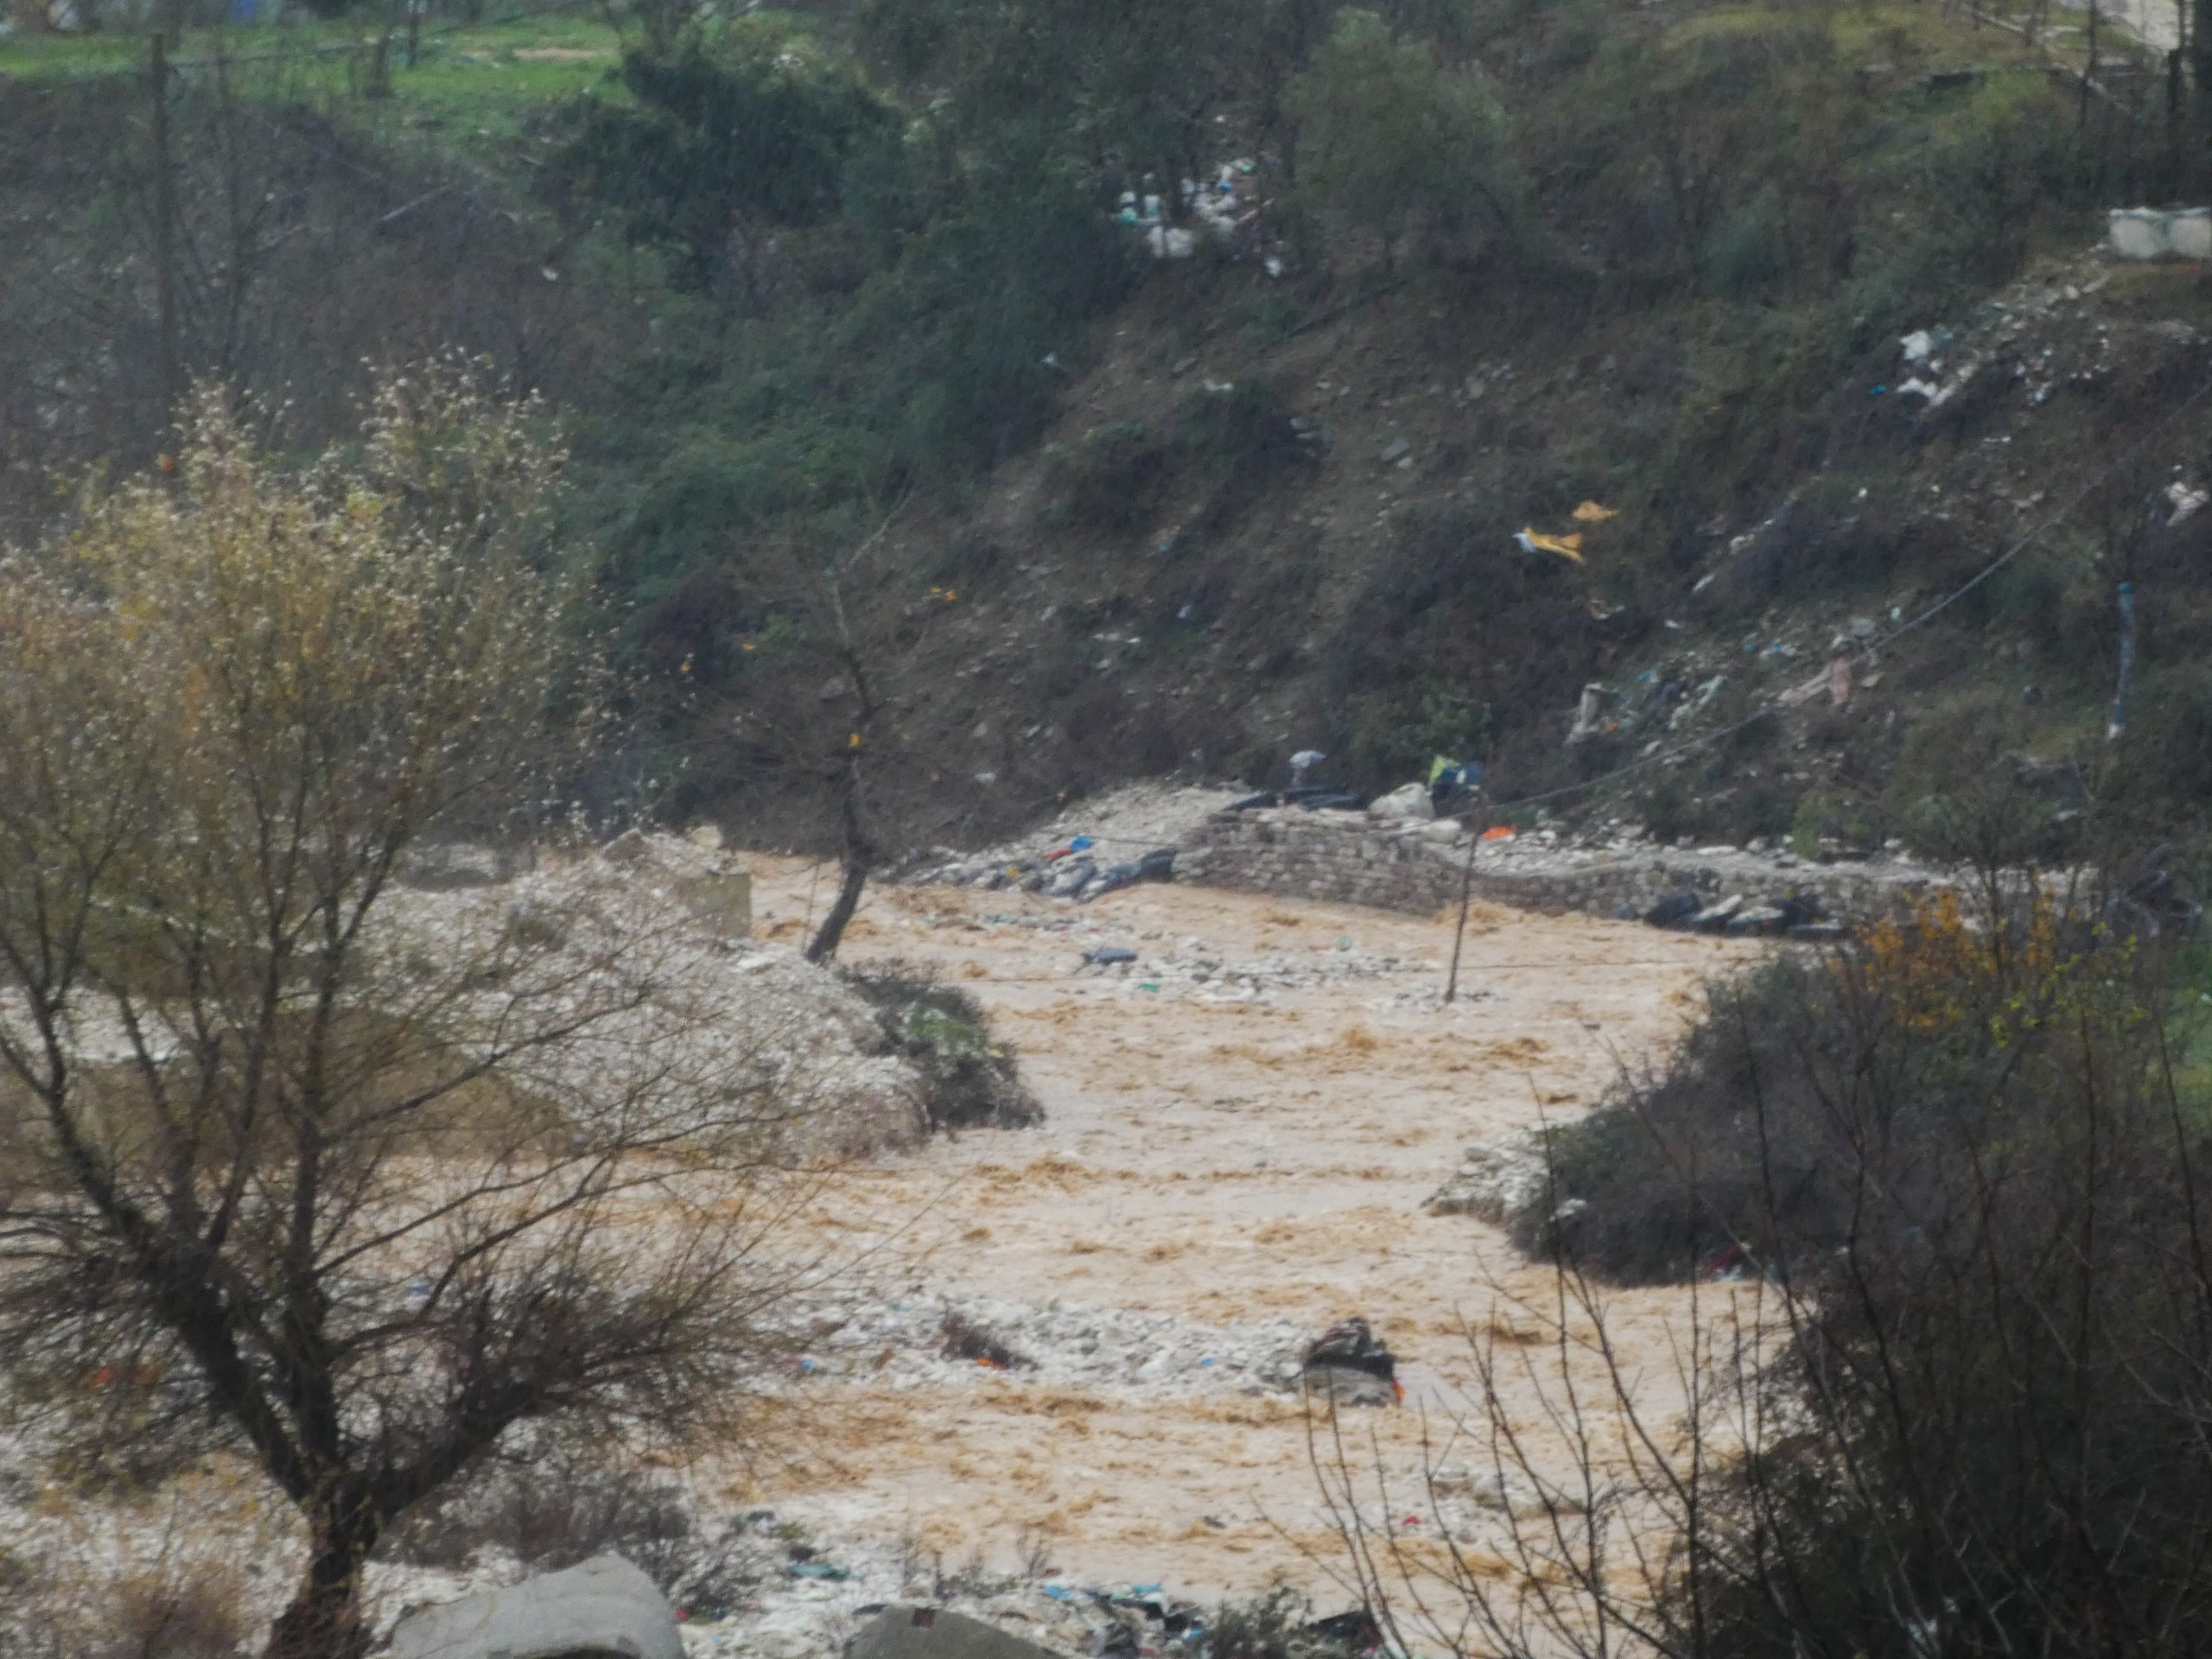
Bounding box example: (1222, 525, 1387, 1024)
(0, 7, 629, 156)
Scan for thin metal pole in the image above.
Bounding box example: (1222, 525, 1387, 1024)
(1445, 808, 1489, 1005)
(2107, 580, 2137, 741)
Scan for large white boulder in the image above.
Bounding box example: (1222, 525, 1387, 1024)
(387, 1553, 681, 1659)
(1367, 782, 1435, 822)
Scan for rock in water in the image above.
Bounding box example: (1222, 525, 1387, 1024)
(1301, 1317, 1402, 1404)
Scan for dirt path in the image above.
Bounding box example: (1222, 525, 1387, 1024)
(729, 864, 1751, 1608)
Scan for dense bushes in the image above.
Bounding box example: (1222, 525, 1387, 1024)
(1285, 9, 1522, 265)
(1520, 887, 2184, 1278)
(845, 965, 1044, 1133)
(1436, 881, 2212, 1659)
(563, 31, 899, 294)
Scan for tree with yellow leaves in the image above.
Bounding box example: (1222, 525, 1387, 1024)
(0, 367, 814, 1658)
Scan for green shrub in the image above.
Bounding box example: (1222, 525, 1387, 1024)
(1285, 9, 1522, 265)
(844, 965, 1043, 1132)
(562, 31, 900, 293)
(1042, 421, 1172, 534)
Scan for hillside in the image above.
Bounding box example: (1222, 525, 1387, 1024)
(3, 0, 2207, 867)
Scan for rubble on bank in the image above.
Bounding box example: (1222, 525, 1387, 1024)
(915, 785, 1249, 905)
(907, 771, 1966, 935)
(1424, 1131, 1556, 1225)
(1183, 807, 1951, 930)
(384, 830, 936, 1154)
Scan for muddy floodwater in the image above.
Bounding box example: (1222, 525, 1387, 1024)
(728, 861, 1753, 1600)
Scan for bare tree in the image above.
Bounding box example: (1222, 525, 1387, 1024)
(0, 367, 821, 1659)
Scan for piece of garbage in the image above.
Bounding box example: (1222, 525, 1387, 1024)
(1480, 825, 1516, 842)
(1300, 1318, 1402, 1406)
(2166, 480, 2208, 524)
(1288, 748, 1327, 786)
(1901, 328, 1934, 363)
(1137, 982, 1160, 993)
(1263, 254, 1284, 278)
(1827, 656, 1853, 706)
(1571, 500, 1617, 523)
(1083, 947, 1138, 967)
(1428, 755, 1480, 801)
(942, 1310, 1032, 1370)
(1515, 528, 1585, 563)
(786, 1563, 852, 1581)
(1080, 848, 1177, 903)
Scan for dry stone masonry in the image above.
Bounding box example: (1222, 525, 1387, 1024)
(1178, 807, 1952, 927)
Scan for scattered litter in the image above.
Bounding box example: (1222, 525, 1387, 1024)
(2108, 206, 2212, 262)
(1146, 225, 1195, 260)
(1571, 500, 1617, 522)
(941, 1309, 1033, 1371)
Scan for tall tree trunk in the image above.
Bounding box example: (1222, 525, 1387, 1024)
(806, 758, 871, 965)
(265, 1503, 378, 1659)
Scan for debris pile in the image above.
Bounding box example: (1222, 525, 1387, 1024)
(1425, 1131, 1556, 1224)
(915, 784, 1249, 901)
(378, 833, 925, 1156)
(1299, 1318, 1402, 1407)
(761, 1286, 1317, 1397)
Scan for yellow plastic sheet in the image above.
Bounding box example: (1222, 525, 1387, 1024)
(1516, 528, 1585, 563)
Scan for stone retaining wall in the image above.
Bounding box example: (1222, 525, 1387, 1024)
(1177, 808, 1950, 925)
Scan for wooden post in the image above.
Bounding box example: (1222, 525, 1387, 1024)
(150, 32, 181, 442)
